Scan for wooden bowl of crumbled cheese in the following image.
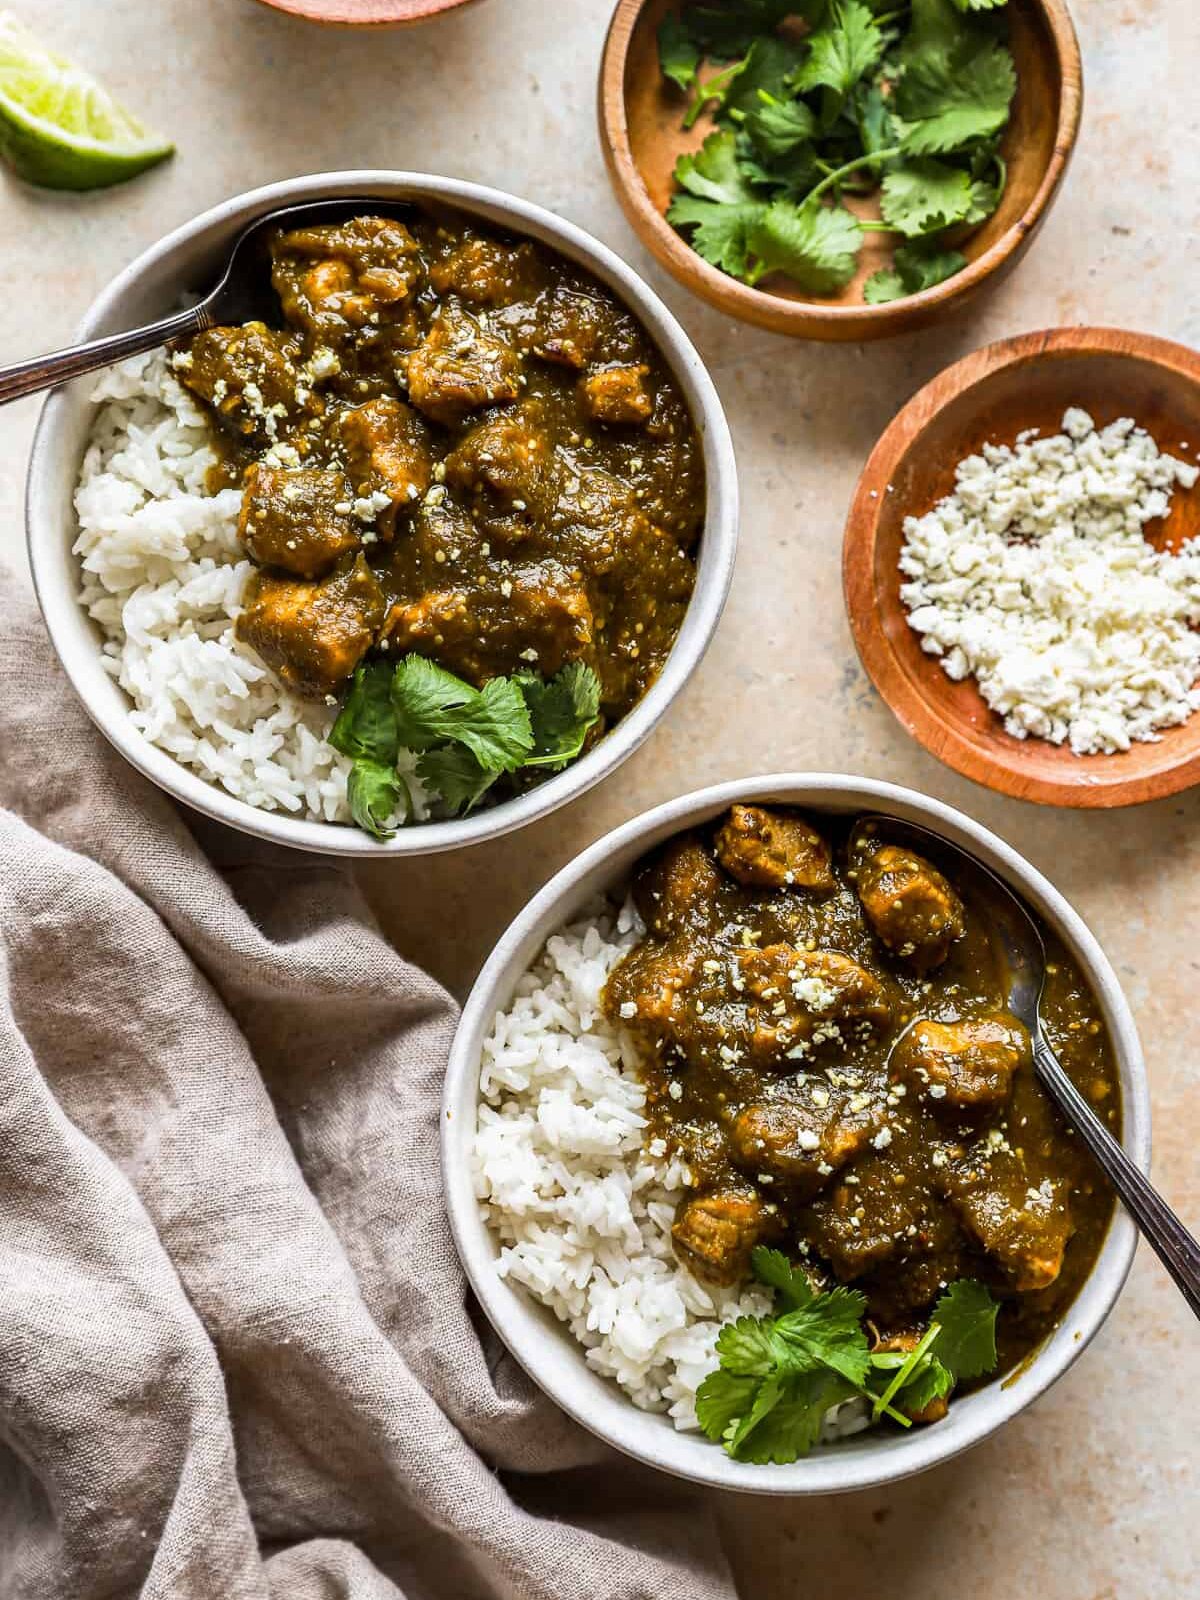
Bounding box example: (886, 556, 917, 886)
(842, 328, 1200, 808)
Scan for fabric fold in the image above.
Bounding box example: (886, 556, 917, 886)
(0, 573, 735, 1600)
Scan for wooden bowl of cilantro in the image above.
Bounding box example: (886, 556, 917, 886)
(599, 0, 1082, 339)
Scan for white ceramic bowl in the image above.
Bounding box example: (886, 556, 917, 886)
(26, 171, 738, 857)
(443, 773, 1149, 1494)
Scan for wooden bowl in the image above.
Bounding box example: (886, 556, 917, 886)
(251, 0, 482, 24)
(843, 328, 1200, 808)
(599, 0, 1082, 341)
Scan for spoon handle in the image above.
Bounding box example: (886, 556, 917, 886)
(0, 304, 210, 406)
(1033, 1035, 1200, 1319)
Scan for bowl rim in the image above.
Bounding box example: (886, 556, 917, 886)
(842, 325, 1200, 809)
(249, 0, 483, 24)
(25, 170, 738, 858)
(598, 0, 1083, 338)
(442, 771, 1148, 1494)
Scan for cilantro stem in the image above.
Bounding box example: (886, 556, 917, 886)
(858, 220, 904, 232)
(873, 6, 910, 26)
(804, 146, 902, 208)
(683, 57, 746, 129)
(852, 1379, 911, 1428)
(872, 1322, 941, 1423)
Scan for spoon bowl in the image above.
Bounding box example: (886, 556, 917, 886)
(0, 200, 400, 406)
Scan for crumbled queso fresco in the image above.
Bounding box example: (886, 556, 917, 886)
(899, 408, 1200, 754)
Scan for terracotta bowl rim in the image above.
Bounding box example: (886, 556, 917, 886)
(598, 0, 1083, 336)
(249, 0, 482, 26)
(442, 772, 1147, 1494)
(842, 325, 1200, 809)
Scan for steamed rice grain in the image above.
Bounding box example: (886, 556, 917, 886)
(473, 898, 871, 1441)
(74, 351, 354, 822)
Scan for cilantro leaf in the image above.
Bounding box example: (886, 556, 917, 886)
(892, 240, 968, 288)
(894, 1354, 955, 1414)
(346, 758, 408, 840)
(331, 662, 410, 838)
(746, 199, 862, 291)
(334, 655, 598, 833)
(330, 660, 400, 764)
(726, 1371, 788, 1456)
(695, 1367, 761, 1443)
(683, 56, 749, 128)
(737, 139, 822, 198)
(672, 128, 759, 206)
(440, 677, 534, 772)
(931, 1280, 1000, 1380)
(751, 1245, 816, 1310)
(863, 268, 906, 303)
(389, 655, 474, 752)
(684, 0, 824, 57)
(854, 79, 899, 160)
(714, 1314, 792, 1377)
(868, 1322, 941, 1420)
(791, 1, 886, 108)
(390, 656, 533, 772)
(743, 92, 816, 160)
(416, 744, 499, 816)
(897, 39, 1016, 155)
(660, 0, 1015, 307)
(732, 1370, 850, 1464)
(721, 36, 807, 120)
(669, 132, 767, 276)
(774, 1286, 871, 1386)
(658, 14, 701, 93)
(880, 157, 974, 235)
(902, 0, 977, 57)
(963, 176, 1001, 224)
(667, 194, 763, 276)
(697, 1255, 991, 1462)
(518, 662, 602, 769)
(865, 239, 967, 300)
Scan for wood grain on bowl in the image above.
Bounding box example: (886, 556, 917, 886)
(598, 0, 1082, 340)
(251, 0, 484, 25)
(843, 328, 1200, 809)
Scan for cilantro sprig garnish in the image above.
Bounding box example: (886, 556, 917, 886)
(658, 0, 1017, 302)
(330, 655, 602, 838)
(696, 1248, 1000, 1463)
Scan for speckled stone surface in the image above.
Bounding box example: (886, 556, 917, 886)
(0, 1, 1196, 1592)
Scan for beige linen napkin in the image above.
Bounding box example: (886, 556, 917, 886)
(0, 573, 735, 1600)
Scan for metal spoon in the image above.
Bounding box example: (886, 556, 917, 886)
(0, 199, 376, 407)
(858, 814, 1200, 1319)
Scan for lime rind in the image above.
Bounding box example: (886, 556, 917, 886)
(0, 12, 173, 190)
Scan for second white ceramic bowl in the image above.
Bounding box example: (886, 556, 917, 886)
(26, 171, 738, 856)
(443, 773, 1148, 1494)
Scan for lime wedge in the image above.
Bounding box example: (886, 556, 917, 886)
(0, 12, 173, 190)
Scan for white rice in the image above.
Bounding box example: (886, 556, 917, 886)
(473, 898, 871, 1441)
(73, 351, 355, 821)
